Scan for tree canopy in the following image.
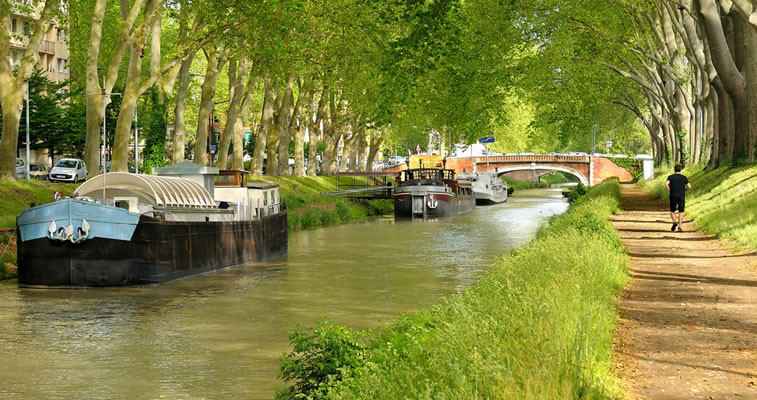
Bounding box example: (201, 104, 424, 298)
(3, 0, 757, 177)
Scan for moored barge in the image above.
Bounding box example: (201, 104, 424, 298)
(16, 163, 287, 287)
(393, 168, 475, 219)
(459, 172, 509, 205)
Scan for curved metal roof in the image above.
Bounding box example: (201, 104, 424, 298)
(74, 172, 216, 208)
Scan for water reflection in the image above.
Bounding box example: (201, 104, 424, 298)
(0, 189, 567, 400)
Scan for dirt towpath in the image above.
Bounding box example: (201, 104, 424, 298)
(612, 185, 757, 400)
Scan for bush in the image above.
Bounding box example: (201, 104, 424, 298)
(564, 182, 587, 203)
(277, 181, 627, 399)
(276, 324, 368, 400)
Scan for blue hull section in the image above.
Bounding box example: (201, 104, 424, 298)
(17, 199, 139, 243)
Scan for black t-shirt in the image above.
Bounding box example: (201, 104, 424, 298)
(667, 173, 689, 198)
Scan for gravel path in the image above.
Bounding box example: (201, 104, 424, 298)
(612, 185, 757, 400)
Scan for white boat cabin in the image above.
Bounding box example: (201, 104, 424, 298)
(72, 164, 282, 223)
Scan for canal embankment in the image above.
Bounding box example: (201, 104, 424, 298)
(0, 179, 76, 279)
(276, 180, 629, 399)
(251, 176, 392, 232)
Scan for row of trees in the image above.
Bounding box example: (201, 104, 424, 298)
(519, 0, 757, 167)
(1, 0, 529, 178)
(6, 1, 755, 178)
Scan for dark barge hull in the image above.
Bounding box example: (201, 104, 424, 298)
(17, 213, 288, 287)
(394, 193, 475, 219)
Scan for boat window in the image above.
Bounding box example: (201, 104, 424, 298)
(113, 196, 138, 213)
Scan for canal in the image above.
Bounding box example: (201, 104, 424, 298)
(0, 189, 568, 400)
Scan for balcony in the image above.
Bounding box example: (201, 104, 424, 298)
(39, 40, 55, 54)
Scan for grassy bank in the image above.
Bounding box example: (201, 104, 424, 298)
(0, 178, 76, 229)
(277, 181, 628, 399)
(644, 164, 757, 249)
(251, 176, 393, 232)
(0, 179, 76, 279)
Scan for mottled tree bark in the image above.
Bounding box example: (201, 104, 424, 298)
(194, 47, 226, 166)
(0, 0, 58, 177)
(171, 53, 196, 162)
(254, 78, 274, 175)
(277, 77, 295, 176)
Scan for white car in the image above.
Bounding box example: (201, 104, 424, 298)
(49, 158, 88, 183)
(15, 158, 27, 179)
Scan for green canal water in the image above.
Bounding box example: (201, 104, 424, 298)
(0, 189, 568, 400)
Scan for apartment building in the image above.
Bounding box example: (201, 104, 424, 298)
(7, 2, 70, 82)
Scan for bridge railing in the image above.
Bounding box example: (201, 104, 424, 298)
(475, 155, 591, 163)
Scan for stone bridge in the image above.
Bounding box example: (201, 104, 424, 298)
(444, 154, 640, 186)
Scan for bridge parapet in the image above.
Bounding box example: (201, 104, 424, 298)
(475, 155, 590, 163)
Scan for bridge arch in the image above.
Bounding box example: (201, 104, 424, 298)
(494, 164, 589, 186)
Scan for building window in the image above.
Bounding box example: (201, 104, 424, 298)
(56, 28, 65, 42)
(57, 58, 67, 73)
(23, 21, 31, 36)
(11, 18, 17, 33)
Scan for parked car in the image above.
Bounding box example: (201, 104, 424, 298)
(15, 158, 27, 179)
(49, 158, 88, 183)
(29, 164, 48, 180)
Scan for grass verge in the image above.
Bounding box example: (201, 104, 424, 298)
(0, 179, 76, 279)
(250, 176, 393, 232)
(642, 164, 757, 249)
(276, 180, 628, 400)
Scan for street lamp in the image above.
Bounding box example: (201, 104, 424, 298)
(24, 82, 30, 181)
(134, 104, 139, 174)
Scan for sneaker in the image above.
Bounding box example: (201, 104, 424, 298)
(677, 225, 683, 232)
(671, 223, 678, 232)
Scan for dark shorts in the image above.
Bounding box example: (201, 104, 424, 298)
(670, 195, 685, 212)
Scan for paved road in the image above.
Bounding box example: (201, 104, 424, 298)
(612, 185, 757, 400)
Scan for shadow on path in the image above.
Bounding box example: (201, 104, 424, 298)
(613, 184, 757, 400)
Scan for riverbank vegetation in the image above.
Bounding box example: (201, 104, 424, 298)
(0, 179, 76, 279)
(0, 179, 76, 229)
(276, 180, 628, 399)
(254, 176, 392, 232)
(645, 166, 757, 249)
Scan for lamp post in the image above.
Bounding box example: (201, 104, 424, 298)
(25, 82, 30, 181)
(134, 105, 138, 174)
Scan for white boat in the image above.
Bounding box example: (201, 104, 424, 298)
(459, 172, 508, 205)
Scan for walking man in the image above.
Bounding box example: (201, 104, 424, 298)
(666, 164, 691, 232)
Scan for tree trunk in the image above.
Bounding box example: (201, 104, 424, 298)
(715, 79, 735, 164)
(231, 116, 245, 170)
(254, 78, 274, 175)
(194, 48, 225, 166)
(366, 132, 383, 172)
(217, 58, 250, 169)
(171, 52, 195, 163)
(0, 94, 23, 176)
(707, 91, 719, 168)
(744, 24, 757, 161)
(322, 134, 340, 174)
(293, 123, 305, 176)
(277, 77, 294, 176)
(306, 87, 326, 176)
(0, 0, 59, 177)
(700, 0, 749, 161)
(112, 46, 143, 172)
